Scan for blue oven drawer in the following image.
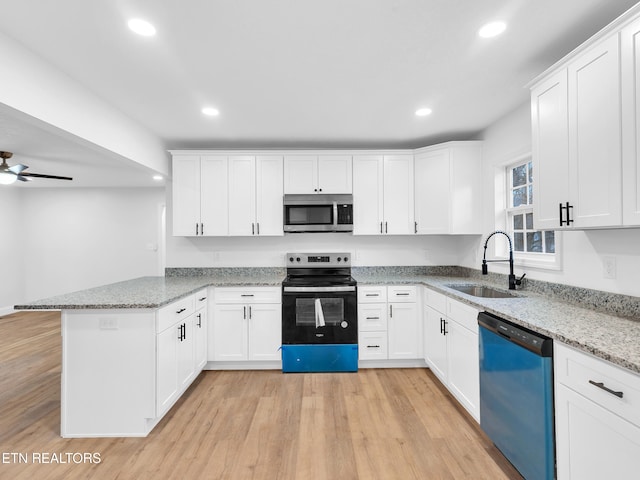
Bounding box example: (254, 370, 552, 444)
(281, 344, 358, 373)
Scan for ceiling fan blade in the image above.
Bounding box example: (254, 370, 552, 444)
(20, 172, 73, 181)
(16, 175, 29, 182)
(8, 163, 28, 174)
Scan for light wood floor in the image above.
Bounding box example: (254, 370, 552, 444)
(0, 311, 521, 480)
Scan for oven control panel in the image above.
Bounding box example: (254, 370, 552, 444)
(286, 252, 351, 267)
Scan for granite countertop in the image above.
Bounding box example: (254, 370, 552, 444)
(15, 267, 640, 374)
(14, 270, 285, 310)
(354, 271, 640, 375)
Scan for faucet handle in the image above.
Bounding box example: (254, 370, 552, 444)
(516, 273, 527, 286)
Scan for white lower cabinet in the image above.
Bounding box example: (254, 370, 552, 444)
(156, 289, 208, 418)
(358, 285, 420, 362)
(61, 289, 209, 437)
(555, 342, 640, 479)
(210, 287, 281, 365)
(423, 287, 480, 421)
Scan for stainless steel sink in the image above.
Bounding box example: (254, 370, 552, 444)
(446, 284, 516, 298)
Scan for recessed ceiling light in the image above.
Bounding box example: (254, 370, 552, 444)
(202, 107, 220, 117)
(128, 18, 156, 37)
(479, 21, 506, 38)
(152, 175, 163, 181)
(415, 108, 433, 117)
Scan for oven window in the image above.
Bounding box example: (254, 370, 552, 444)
(295, 298, 344, 326)
(286, 206, 333, 225)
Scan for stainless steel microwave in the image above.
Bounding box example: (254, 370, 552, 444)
(283, 194, 353, 233)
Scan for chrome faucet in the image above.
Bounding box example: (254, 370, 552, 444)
(482, 230, 525, 290)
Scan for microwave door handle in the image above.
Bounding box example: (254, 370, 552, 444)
(333, 201, 338, 229)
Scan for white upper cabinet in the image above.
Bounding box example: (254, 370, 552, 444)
(172, 153, 282, 237)
(383, 155, 415, 234)
(622, 17, 640, 225)
(531, 19, 631, 230)
(284, 155, 352, 194)
(255, 156, 285, 235)
(567, 35, 622, 228)
(414, 142, 482, 234)
(228, 155, 283, 236)
(531, 70, 570, 230)
(172, 155, 228, 236)
(353, 154, 414, 235)
(353, 155, 384, 235)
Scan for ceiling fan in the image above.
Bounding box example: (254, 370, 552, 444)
(0, 151, 73, 185)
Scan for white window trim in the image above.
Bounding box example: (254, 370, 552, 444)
(492, 153, 562, 271)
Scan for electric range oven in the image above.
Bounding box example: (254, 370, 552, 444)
(281, 252, 358, 372)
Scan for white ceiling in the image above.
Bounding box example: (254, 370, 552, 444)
(0, 0, 638, 186)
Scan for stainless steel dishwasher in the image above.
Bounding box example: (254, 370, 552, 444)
(478, 311, 555, 480)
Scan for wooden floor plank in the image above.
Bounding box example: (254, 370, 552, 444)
(0, 311, 522, 480)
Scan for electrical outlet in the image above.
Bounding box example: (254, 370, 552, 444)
(603, 256, 617, 279)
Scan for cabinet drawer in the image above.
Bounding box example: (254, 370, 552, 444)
(555, 342, 640, 427)
(194, 288, 208, 310)
(358, 303, 388, 331)
(359, 331, 388, 360)
(214, 287, 281, 304)
(388, 285, 417, 302)
(446, 298, 479, 333)
(157, 294, 195, 332)
(358, 286, 387, 303)
(424, 287, 447, 314)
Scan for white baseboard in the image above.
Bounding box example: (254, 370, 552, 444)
(0, 305, 17, 317)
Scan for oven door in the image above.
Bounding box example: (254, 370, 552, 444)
(282, 286, 357, 344)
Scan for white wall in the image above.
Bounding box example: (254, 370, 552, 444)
(1, 187, 165, 313)
(0, 188, 25, 314)
(463, 102, 640, 297)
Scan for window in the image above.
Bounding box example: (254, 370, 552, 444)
(507, 159, 556, 259)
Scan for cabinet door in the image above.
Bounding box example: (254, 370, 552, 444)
(449, 144, 482, 234)
(622, 18, 640, 225)
(200, 156, 229, 236)
(284, 155, 317, 193)
(568, 35, 622, 228)
(172, 155, 201, 236)
(353, 155, 384, 235)
(228, 156, 256, 236)
(555, 383, 640, 480)
(388, 302, 419, 359)
(194, 309, 207, 371)
(156, 324, 179, 416)
(414, 149, 450, 234)
(177, 319, 195, 389)
(247, 303, 281, 361)
(424, 305, 447, 382)
(383, 155, 415, 234)
(447, 320, 480, 421)
(317, 155, 353, 193)
(532, 70, 570, 230)
(255, 156, 284, 235)
(211, 304, 247, 361)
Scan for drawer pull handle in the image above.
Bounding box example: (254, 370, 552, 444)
(241, 294, 255, 297)
(199, 297, 207, 302)
(365, 294, 379, 297)
(176, 308, 187, 314)
(589, 380, 624, 399)
(366, 316, 380, 320)
(366, 345, 380, 348)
